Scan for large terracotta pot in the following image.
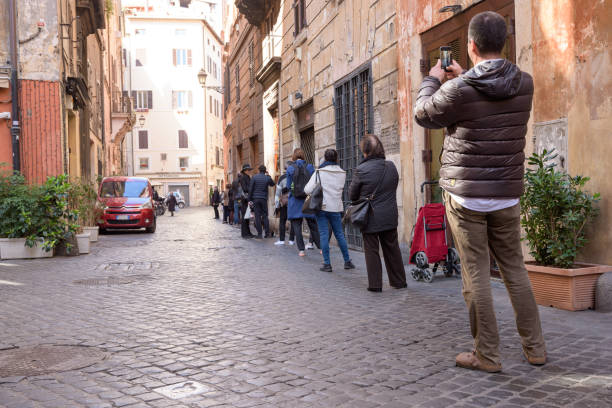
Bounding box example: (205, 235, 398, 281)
(526, 262, 611, 311)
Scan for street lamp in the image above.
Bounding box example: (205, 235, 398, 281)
(197, 68, 208, 87)
(138, 114, 145, 128)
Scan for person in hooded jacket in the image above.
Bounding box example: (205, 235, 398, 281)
(414, 11, 545, 373)
(349, 135, 406, 292)
(166, 192, 177, 216)
(304, 149, 355, 272)
(286, 148, 320, 256)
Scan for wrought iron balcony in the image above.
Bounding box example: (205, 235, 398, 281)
(235, 0, 266, 26)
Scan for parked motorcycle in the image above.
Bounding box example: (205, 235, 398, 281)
(154, 199, 166, 216)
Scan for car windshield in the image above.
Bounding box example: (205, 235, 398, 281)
(100, 181, 149, 198)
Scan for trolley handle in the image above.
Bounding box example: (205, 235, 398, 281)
(420, 180, 439, 193)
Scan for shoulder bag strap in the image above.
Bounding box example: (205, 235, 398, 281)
(369, 161, 388, 200)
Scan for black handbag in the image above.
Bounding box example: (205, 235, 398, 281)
(302, 171, 323, 214)
(343, 162, 388, 228)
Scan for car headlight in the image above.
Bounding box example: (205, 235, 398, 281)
(140, 201, 153, 209)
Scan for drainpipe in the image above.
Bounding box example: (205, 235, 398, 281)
(8, 0, 21, 172)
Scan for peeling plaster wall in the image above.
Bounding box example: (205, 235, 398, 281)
(530, 0, 612, 265)
(16, 0, 61, 81)
(396, 0, 612, 264)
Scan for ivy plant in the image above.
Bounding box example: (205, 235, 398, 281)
(520, 149, 600, 268)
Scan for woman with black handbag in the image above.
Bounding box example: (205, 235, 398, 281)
(348, 135, 407, 292)
(304, 149, 355, 272)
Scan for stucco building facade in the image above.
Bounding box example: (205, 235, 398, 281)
(122, 1, 224, 206)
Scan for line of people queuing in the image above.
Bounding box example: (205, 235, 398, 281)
(213, 134, 407, 293)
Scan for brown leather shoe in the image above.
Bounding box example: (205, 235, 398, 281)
(523, 348, 546, 366)
(455, 351, 502, 373)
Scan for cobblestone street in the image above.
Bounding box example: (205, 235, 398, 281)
(1, 207, 612, 408)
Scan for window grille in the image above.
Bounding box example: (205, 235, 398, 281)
(300, 128, 315, 166)
(334, 65, 372, 249)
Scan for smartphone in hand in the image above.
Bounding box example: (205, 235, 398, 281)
(440, 46, 452, 72)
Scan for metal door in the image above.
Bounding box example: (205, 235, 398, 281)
(334, 65, 373, 249)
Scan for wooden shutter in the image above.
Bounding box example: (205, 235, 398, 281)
(209, 95, 212, 113)
(293, 1, 299, 36)
(147, 90, 153, 109)
(172, 49, 177, 66)
(187, 49, 192, 66)
(131, 91, 136, 108)
(178, 130, 188, 148)
(300, 0, 306, 28)
(138, 130, 148, 149)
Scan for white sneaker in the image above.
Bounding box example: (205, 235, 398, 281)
(274, 240, 285, 246)
(288, 241, 295, 246)
(305, 243, 314, 250)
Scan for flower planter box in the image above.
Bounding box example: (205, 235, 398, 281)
(0, 238, 52, 260)
(83, 226, 99, 242)
(76, 233, 91, 255)
(526, 262, 611, 311)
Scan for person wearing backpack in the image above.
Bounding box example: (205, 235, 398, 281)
(274, 161, 296, 245)
(286, 148, 320, 256)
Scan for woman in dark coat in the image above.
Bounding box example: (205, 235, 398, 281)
(166, 193, 177, 216)
(348, 134, 407, 292)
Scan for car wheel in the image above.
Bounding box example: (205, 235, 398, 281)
(178, 202, 185, 209)
(146, 219, 156, 233)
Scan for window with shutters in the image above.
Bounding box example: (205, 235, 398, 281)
(235, 64, 240, 103)
(138, 130, 148, 149)
(173, 49, 192, 67)
(131, 90, 153, 110)
(293, 0, 306, 36)
(139, 157, 149, 170)
(178, 130, 188, 148)
(135, 49, 146, 66)
(179, 157, 188, 168)
(215, 147, 220, 166)
(249, 42, 254, 87)
(172, 90, 193, 110)
(161, 153, 167, 161)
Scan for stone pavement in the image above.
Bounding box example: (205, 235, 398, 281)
(1, 207, 612, 408)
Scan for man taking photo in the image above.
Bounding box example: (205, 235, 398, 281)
(414, 11, 546, 373)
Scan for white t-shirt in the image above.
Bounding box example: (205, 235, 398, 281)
(445, 58, 519, 213)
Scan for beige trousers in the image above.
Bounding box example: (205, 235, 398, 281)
(444, 192, 546, 366)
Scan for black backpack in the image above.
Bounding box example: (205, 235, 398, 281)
(291, 163, 309, 199)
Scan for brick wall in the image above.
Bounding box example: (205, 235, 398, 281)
(19, 80, 63, 184)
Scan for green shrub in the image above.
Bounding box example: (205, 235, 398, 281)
(520, 149, 600, 268)
(0, 171, 78, 251)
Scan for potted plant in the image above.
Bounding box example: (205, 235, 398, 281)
(69, 179, 101, 243)
(0, 171, 79, 259)
(521, 149, 608, 311)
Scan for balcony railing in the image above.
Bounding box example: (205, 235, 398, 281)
(112, 95, 132, 115)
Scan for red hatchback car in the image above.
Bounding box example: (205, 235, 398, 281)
(97, 177, 156, 233)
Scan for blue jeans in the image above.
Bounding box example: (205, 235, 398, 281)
(233, 201, 240, 224)
(316, 211, 351, 265)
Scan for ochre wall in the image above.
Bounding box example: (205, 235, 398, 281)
(19, 80, 63, 184)
(531, 0, 612, 265)
(0, 87, 12, 169)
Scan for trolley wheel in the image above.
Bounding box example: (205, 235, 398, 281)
(415, 251, 428, 269)
(411, 268, 420, 282)
(422, 268, 434, 283)
(447, 248, 461, 275)
(443, 265, 453, 278)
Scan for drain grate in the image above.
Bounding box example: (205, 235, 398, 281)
(74, 274, 153, 286)
(0, 345, 109, 377)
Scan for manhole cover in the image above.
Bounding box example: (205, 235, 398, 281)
(74, 274, 153, 286)
(0, 345, 109, 377)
